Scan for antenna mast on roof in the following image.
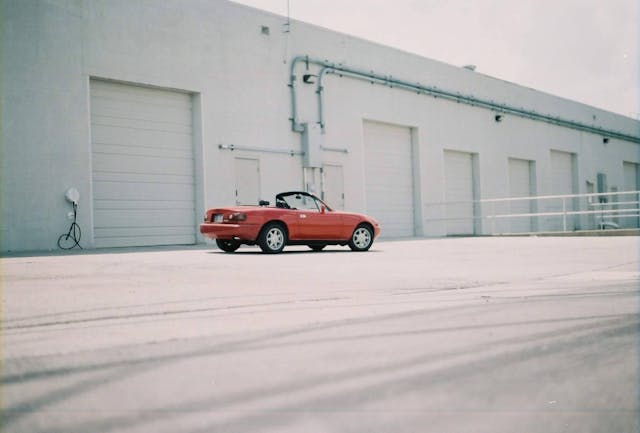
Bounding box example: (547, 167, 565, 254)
(284, 0, 290, 33)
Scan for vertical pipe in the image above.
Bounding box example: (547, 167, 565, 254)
(562, 198, 567, 232)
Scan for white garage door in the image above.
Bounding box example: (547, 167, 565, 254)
(549, 150, 576, 231)
(508, 158, 534, 233)
(363, 121, 415, 238)
(90, 80, 195, 248)
(443, 150, 475, 235)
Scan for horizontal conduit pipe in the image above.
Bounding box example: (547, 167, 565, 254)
(218, 143, 302, 156)
(289, 55, 640, 144)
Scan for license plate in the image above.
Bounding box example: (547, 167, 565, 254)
(214, 214, 223, 223)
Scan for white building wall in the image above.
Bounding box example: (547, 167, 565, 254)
(2, 0, 639, 251)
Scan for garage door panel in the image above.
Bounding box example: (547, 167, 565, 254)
(92, 124, 192, 150)
(364, 121, 415, 238)
(94, 209, 195, 228)
(367, 146, 412, 158)
(94, 226, 195, 241)
(90, 97, 192, 125)
(93, 171, 193, 185)
(94, 199, 194, 211)
(93, 143, 193, 160)
(93, 181, 194, 201)
(373, 195, 413, 208)
(93, 153, 193, 176)
(366, 168, 414, 181)
(91, 113, 192, 135)
(91, 79, 195, 248)
(94, 234, 195, 249)
(91, 81, 192, 108)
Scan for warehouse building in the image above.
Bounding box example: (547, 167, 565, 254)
(2, 0, 639, 252)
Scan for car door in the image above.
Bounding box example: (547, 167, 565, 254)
(297, 209, 343, 240)
(285, 194, 342, 240)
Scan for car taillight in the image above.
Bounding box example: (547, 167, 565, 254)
(228, 212, 247, 222)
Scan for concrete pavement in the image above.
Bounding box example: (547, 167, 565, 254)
(2, 237, 639, 432)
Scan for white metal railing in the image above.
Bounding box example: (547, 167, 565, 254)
(424, 190, 640, 235)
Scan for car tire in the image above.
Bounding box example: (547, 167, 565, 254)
(308, 244, 326, 252)
(216, 239, 240, 253)
(258, 222, 287, 254)
(348, 224, 373, 252)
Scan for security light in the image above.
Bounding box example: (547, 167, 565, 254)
(303, 73, 317, 84)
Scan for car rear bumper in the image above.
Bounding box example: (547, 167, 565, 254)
(199, 223, 260, 241)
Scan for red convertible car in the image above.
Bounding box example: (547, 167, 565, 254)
(200, 191, 381, 253)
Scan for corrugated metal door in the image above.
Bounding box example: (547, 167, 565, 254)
(363, 121, 415, 238)
(549, 150, 576, 231)
(90, 80, 195, 248)
(508, 158, 533, 233)
(622, 161, 639, 228)
(235, 157, 260, 205)
(443, 150, 474, 235)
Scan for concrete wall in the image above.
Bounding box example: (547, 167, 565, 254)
(2, 0, 639, 251)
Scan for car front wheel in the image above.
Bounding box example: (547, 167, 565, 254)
(348, 225, 373, 251)
(258, 223, 287, 254)
(216, 239, 240, 253)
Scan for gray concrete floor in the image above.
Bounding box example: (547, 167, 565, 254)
(2, 237, 639, 433)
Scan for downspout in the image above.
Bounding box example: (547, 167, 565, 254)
(288, 55, 310, 133)
(316, 66, 331, 131)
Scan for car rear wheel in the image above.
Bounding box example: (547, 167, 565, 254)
(348, 225, 373, 251)
(258, 223, 287, 254)
(216, 239, 240, 253)
(308, 244, 326, 251)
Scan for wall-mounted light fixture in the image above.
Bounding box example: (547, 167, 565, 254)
(303, 73, 318, 84)
(494, 114, 503, 122)
(603, 137, 609, 144)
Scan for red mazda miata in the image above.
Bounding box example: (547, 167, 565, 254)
(200, 191, 381, 253)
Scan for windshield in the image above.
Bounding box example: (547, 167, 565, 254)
(276, 192, 331, 211)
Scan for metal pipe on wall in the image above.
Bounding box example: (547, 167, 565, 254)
(288, 55, 640, 144)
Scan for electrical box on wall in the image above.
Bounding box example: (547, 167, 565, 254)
(302, 123, 323, 168)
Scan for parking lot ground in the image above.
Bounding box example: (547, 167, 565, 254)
(2, 236, 639, 433)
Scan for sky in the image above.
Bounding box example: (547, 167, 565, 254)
(232, 0, 639, 119)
